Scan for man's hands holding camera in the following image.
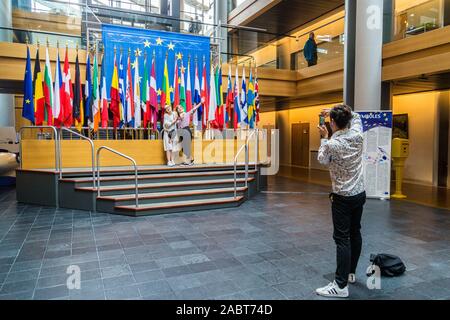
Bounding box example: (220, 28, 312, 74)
(318, 109, 330, 139)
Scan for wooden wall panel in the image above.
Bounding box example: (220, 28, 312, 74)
(0, 42, 89, 82)
(20, 139, 268, 169)
(12, 9, 81, 36)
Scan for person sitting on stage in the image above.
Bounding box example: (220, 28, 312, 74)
(175, 98, 205, 166)
(163, 104, 179, 167)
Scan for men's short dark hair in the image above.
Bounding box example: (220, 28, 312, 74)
(330, 104, 352, 129)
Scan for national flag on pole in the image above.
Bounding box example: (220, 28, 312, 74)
(255, 71, 260, 124)
(225, 64, 233, 128)
(22, 46, 35, 124)
(43, 47, 53, 125)
(100, 54, 109, 129)
(161, 55, 170, 107)
(125, 54, 134, 127)
(193, 61, 201, 130)
(84, 53, 92, 123)
(92, 53, 100, 132)
(33, 47, 45, 126)
(201, 60, 208, 128)
(53, 49, 62, 127)
(233, 66, 240, 130)
(118, 54, 126, 128)
(214, 64, 224, 129)
(110, 54, 120, 129)
(208, 65, 217, 123)
(186, 60, 193, 114)
(240, 66, 248, 125)
(173, 57, 180, 107)
(180, 61, 186, 112)
(62, 46, 73, 127)
(133, 56, 141, 128)
(74, 52, 84, 131)
(247, 68, 255, 128)
(141, 55, 149, 128)
(150, 54, 158, 131)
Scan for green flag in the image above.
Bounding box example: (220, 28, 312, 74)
(180, 62, 186, 111)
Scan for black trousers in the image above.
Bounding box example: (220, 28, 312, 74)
(330, 191, 366, 289)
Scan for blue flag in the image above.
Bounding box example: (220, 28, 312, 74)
(22, 46, 35, 124)
(118, 54, 126, 128)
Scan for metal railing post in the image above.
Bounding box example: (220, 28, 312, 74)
(19, 125, 59, 207)
(19, 126, 58, 170)
(233, 129, 258, 200)
(96, 146, 139, 208)
(58, 127, 96, 188)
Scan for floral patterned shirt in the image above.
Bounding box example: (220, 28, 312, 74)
(318, 112, 365, 196)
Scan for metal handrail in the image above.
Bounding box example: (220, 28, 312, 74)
(96, 146, 139, 208)
(19, 126, 59, 170)
(233, 129, 258, 199)
(58, 128, 96, 189)
(18, 125, 59, 207)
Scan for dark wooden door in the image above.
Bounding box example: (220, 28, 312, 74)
(291, 123, 302, 166)
(263, 125, 275, 157)
(300, 123, 310, 167)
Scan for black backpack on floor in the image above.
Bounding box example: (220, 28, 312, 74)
(367, 253, 406, 277)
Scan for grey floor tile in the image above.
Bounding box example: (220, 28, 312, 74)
(0, 176, 449, 301)
(105, 285, 141, 300)
(34, 285, 70, 300)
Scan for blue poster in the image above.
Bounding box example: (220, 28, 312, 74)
(102, 24, 211, 100)
(357, 111, 393, 199)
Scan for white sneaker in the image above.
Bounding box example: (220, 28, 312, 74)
(348, 273, 356, 284)
(167, 161, 175, 167)
(315, 281, 349, 298)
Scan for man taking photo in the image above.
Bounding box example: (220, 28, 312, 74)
(315, 104, 366, 298)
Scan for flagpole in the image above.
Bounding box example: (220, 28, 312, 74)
(120, 46, 125, 140)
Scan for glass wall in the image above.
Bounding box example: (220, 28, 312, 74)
(180, 0, 215, 36)
(394, 0, 444, 40)
(228, 12, 345, 71)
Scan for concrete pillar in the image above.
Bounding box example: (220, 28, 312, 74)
(0, 0, 15, 128)
(161, 0, 180, 32)
(344, 0, 384, 111)
(381, 0, 394, 111)
(276, 39, 291, 70)
(216, 0, 228, 61)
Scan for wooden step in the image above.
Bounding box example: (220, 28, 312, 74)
(61, 170, 257, 183)
(115, 196, 245, 213)
(97, 186, 248, 202)
(76, 178, 254, 193)
(23, 163, 258, 176)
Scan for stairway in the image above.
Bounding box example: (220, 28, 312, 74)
(56, 165, 261, 216)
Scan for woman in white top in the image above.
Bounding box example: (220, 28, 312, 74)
(175, 98, 205, 165)
(163, 105, 178, 167)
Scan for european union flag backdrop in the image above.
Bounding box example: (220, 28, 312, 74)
(102, 24, 211, 100)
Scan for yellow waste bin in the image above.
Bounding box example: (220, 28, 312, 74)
(391, 138, 409, 199)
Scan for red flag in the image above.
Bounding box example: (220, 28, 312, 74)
(201, 61, 208, 129)
(100, 55, 109, 128)
(173, 58, 180, 108)
(150, 56, 158, 131)
(33, 49, 45, 126)
(186, 60, 193, 113)
(61, 47, 73, 127)
(110, 55, 120, 129)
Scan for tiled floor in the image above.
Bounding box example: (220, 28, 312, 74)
(1, 176, 450, 300)
(278, 165, 450, 210)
